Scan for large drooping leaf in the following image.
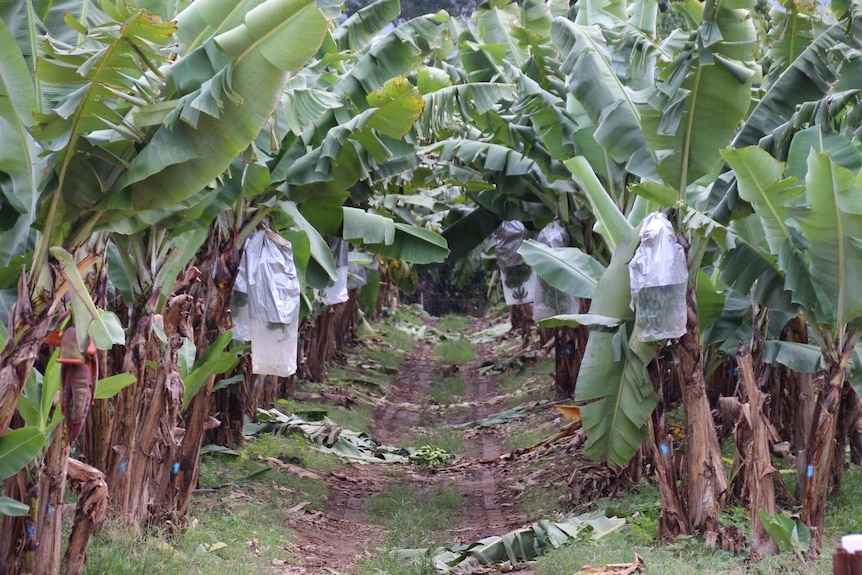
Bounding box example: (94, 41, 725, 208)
(364, 223, 449, 264)
(564, 156, 632, 251)
(565, 227, 652, 468)
(421, 82, 516, 133)
(96, 0, 333, 230)
(279, 201, 337, 285)
(475, 0, 529, 69)
(517, 240, 605, 299)
(795, 151, 862, 325)
(343, 207, 396, 245)
(786, 126, 862, 181)
(718, 236, 796, 313)
(763, 340, 823, 373)
(364, 77, 426, 139)
(0, 496, 29, 517)
(552, 19, 655, 180)
(578, 328, 658, 467)
(0, 19, 44, 266)
(331, 0, 400, 52)
(640, 0, 757, 192)
(334, 12, 449, 107)
(721, 146, 802, 254)
(0, 426, 45, 480)
(735, 4, 862, 149)
(173, 0, 264, 53)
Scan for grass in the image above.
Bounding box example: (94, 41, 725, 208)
(436, 314, 470, 333)
(365, 343, 407, 369)
(429, 373, 467, 404)
(503, 422, 558, 452)
(275, 397, 375, 436)
(531, 472, 862, 575)
(434, 337, 477, 366)
(382, 326, 418, 353)
(363, 483, 464, 548)
(84, 435, 336, 575)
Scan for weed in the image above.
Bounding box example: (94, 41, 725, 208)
(237, 433, 343, 475)
(429, 373, 466, 404)
(365, 344, 407, 369)
(384, 327, 418, 352)
(436, 314, 470, 333)
(364, 483, 464, 548)
(355, 552, 436, 575)
(504, 423, 558, 452)
(434, 338, 477, 366)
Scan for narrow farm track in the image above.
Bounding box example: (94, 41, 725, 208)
(289, 325, 543, 574)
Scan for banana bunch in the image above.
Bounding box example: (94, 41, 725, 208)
(410, 445, 452, 466)
(635, 285, 680, 331)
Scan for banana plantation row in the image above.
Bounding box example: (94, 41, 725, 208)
(1, 0, 861, 572)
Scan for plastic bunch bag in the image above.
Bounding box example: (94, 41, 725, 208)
(232, 229, 301, 376)
(533, 220, 580, 322)
(629, 212, 688, 342)
(495, 221, 536, 305)
(317, 237, 349, 305)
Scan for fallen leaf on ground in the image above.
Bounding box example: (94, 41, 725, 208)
(575, 553, 645, 574)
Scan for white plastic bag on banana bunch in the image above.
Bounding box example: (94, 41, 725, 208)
(232, 229, 301, 376)
(495, 221, 537, 306)
(629, 212, 688, 342)
(316, 237, 349, 305)
(533, 219, 580, 322)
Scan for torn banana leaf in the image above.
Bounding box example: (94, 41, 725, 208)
(245, 409, 409, 463)
(428, 512, 625, 573)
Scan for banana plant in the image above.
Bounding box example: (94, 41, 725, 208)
(722, 140, 862, 550)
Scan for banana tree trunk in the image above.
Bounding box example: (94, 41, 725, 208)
(674, 285, 727, 534)
(801, 340, 855, 553)
(105, 308, 157, 516)
(300, 307, 334, 382)
(510, 303, 533, 343)
(32, 427, 71, 575)
(801, 381, 841, 553)
(124, 294, 193, 525)
(209, 359, 254, 448)
(0, 468, 33, 574)
(553, 299, 591, 400)
(650, 395, 689, 538)
(0, 273, 53, 435)
(153, 232, 237, 523)
(63, 459, 108, 575)
(736, 344, 778, 559)
(849, 390, 862, 466)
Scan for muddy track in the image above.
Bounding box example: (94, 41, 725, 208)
(371, 340, 435, 447)
(296, 330, 540, 574)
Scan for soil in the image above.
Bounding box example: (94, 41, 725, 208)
(283, 319, 593, 575)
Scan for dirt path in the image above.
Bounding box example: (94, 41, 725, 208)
(288, 328, 545, 574)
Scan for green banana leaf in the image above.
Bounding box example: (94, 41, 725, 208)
(721, 146, 802, 255)
(0, 426, 45, 481)
(564, 156, 632, 252)
(331, 0, 401, 52)
(796, 151, 862, 325)
(0, 19, 43, 266)
(552, 20, 655, 180)
(96, 0, 333, 230)
(517, 239, 605, 299)
(578, 327, 658, 468)
(640, 0, 757, 192)
(365, 223, 449, 264)
(735, 4, 862, 149)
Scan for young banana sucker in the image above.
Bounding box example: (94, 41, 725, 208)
(45, 327, 98, 441)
